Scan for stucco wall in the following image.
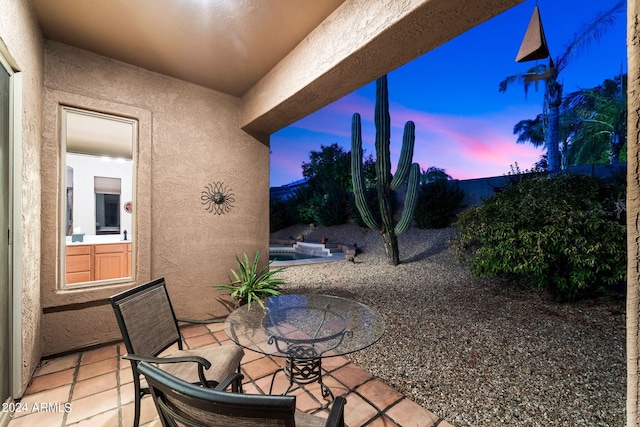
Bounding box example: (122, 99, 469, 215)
(40, 42, 269, 356)
(0, 0, 44, 396)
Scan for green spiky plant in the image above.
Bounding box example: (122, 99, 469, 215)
(216, 251, 283, 309)
(351, 75, 420, 265)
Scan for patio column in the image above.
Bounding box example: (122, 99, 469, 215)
(628, 0, 640, 425)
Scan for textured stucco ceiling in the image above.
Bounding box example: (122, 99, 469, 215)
(30, 0, 345, 96)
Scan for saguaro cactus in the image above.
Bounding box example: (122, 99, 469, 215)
(351, 75, 420, 265)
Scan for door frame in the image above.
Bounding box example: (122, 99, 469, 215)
(0, 46, 23, 401)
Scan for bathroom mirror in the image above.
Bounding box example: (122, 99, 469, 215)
(61, 107, 137, 287)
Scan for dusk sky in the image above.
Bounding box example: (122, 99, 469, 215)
(269, 0, 627, 187)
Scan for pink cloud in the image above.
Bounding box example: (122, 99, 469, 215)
(383, 104, 543, 179)
(271, 95, 544, 185)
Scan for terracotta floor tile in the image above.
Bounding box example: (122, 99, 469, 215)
(25, 368, 75, 394)
(241, 381, 262, 395)
(310, 408, 330, 420)
(271, 355, 287, 366)
(307, 374, 350, 400)
(217, 337, 236, 346)
(290, 387, 324, 412)
(65, 388, 119, 424)
(207, 322, 225, 333)
(332, 364, 373, 389)
(355, 378, 403, 411)
(117, 343, 127, 355)
(253, 370, 283, 394)
(34, 354, 79, 377)
(119, 381, 136, 406)
(184, 333, 216, 349)
(212, 328, 228, 341)
(119, 365, 135, 385)
(72, 371, 118, 400)
(342, 391, 380, 427)
(76, 357, 118, 382)
(385, 398, 441, 427)
(69, 407, 119, 427)
(80, 345, 118, 365)
(121, 396, 158, 426)
(5, 408, 65, 427)
(241, 349, 266, 363)
(241, 356, 280, 381)
(11, 384, 71, 419)
(321, 355, 349, 372)
(180, 324, 210, 338)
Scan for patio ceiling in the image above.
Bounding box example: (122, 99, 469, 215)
(30, 0, 525, 134)
(29, 0, 345, 97)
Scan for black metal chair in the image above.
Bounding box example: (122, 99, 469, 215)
(109, 278, 245, 427)
(138, 361, 347, 427)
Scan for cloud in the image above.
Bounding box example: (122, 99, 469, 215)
(271, 95, 544, 185)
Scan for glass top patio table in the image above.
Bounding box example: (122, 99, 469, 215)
(223, 294, 385, 360)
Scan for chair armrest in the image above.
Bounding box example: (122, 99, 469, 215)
(123, 353, 212, 370)
(176, 317, 226, 325)
(123, 353, 213, 386)
(212, 373, 244, 392)
(325, 396, 346, 427)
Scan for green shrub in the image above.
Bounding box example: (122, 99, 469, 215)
(291, 186, 351, 227)
(451, 173, 626, 300)
(414, 180, 464, 229)
(269, 196, 299, 233)
(314, 188, 350, 226)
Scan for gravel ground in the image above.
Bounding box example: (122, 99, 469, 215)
(270, 223, 626, 427)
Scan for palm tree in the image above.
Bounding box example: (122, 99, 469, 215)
(513, 114, 545, 147)
(500, 0, 624, 172)
(565, 74, 627, 165)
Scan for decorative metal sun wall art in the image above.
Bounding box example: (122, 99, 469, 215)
(201, 182, 235, 215)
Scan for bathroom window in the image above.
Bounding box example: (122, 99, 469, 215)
(62, 107, 136, 287)
(95, 177, 121, 235)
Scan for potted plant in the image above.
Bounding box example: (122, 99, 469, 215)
(216, 251, 284, 308)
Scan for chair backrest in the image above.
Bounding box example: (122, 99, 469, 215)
(109, 278, 182, 357)
(138, 361, 299, 427)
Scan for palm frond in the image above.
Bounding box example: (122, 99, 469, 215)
(555, 0, 624, 73)
(499, 64, 549, 94)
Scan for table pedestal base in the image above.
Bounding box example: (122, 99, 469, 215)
(269, 356, 334, 402)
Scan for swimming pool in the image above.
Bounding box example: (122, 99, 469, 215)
(269, 242, 344, 266)
(269, 251, 319, 261)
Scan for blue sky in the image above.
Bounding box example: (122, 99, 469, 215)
(269, 0, 627, 187)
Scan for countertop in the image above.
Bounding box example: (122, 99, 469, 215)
(66, 235, 132, 246)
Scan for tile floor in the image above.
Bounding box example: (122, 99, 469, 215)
(6, 323, 452, 427)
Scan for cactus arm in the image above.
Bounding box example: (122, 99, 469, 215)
(351, 113, 380, 230)
(390, 121, 416, 191)
(375, 75, 392, 184)
(394, 163, 420, 235)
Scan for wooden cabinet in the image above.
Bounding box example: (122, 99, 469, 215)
(66, 243, 131, 284)
(95, 244, 128, 281)
(66, 245, 93, 284)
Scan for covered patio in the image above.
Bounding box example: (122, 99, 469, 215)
(7, 322, 448, 427)
(3, 0, 640, 426)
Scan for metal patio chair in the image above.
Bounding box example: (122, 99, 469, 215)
(138, 361, 346, 427)
(109, 277, 245, 427)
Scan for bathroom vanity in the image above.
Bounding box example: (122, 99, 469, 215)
(66, 239, 132, 284)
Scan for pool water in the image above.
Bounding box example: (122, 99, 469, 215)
(269, 251, 320, 261)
